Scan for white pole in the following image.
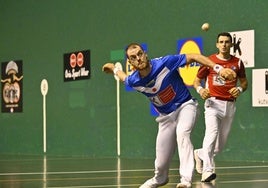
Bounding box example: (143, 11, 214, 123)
(116, 78, 121, 156)
(43, 155, 47, 188)
(41, 79, 48, 153)
(43, 95, 46, 153)
(114, 62, 122, 157)
(117, 157, 121, 186)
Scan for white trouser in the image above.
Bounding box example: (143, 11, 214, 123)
(196, 98, 236, 173)
(153, 99, 199, 184)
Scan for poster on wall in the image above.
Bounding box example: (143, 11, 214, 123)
(252, 69, 268, 107)
(64, 50, 90, 82)
(177, 37, 203, 87)
(1, 60, 23, 113)
(229, 30, 255, 68)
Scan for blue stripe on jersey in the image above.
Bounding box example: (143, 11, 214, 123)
(125, 54, 192, 114)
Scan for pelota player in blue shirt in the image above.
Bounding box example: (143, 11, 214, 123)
(102, 43, 236, 188)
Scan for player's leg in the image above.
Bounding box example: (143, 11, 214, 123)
(214, 102, 236, 155)
(202, 114, 218, 173)
(155, 116, 177, 182)
(200, 99, 225, 182)
(200, 113, 218, 182)
(195, 99, 218, 173)
(139, 114, 177, 188)
(176, 99, 199, 187)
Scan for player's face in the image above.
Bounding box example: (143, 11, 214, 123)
(127, 46, 149, 70)
(216, 36, 233, 55)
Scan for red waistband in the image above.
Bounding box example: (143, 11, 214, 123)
(212, 97, 235, 102)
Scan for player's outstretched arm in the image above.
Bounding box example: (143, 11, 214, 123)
(102, 63, 127, 82)
(102, 63, 115, 74)
(218, 68, 237, 81)
(186, 54, 236, 81)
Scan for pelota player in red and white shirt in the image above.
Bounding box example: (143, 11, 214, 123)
(193, 32, 248, 183)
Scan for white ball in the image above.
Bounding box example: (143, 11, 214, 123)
(201, 23, 210, 31)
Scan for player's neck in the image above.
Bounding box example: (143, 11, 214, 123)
(139, 63, 152, 78)
(216, 53, 231, 61)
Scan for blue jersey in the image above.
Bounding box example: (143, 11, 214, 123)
(125, 54, 192, 114)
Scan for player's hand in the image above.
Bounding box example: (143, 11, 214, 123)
(219, 68, 237, 81)
(102, 63, 115, 74)
(228, 87, 240, 98)
(199, 88, 210, 100)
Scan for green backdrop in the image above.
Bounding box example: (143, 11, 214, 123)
(0, 0, 267, 162)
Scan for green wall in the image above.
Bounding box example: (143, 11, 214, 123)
(0, 0, 267, 162)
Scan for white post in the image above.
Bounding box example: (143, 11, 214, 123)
(114, 62, 122, 157)
(41, 79, 48, 153)
(43, 95, 46, 153)
(116, 78, 120, 156)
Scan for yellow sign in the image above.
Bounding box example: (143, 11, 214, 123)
(177, 38, 202, 86)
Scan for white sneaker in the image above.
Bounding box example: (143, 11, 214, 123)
(176, 182, 192, 188)
(194, 150, 203, 174)
(201, 172, 216, 182)
(139, 178, 168, 188)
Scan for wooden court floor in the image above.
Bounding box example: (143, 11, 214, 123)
(0, 155, 268, 188)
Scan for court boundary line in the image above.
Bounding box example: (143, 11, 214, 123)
(46, 179, 268, 188)
(1, 164, 268, 188)
(0, 165, 268, 176)
(220, 179, 268, 184)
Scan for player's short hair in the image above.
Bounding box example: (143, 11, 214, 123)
(216, 32, 232, 43)
(125, 43, 144, 58)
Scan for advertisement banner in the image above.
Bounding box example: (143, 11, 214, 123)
(64, 50, 90, 82)
(1, 60, 23, 113)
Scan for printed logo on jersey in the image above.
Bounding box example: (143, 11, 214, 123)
(149, 85, 176, 106)
(158, 85, 176, 104)
(230, 65, 237, 71)
(177, 37, 203, 87)
(213, 75, 225, 86)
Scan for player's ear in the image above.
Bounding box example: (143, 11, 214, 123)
(143, 51, 148, 59)
(230, 43, 234, 47)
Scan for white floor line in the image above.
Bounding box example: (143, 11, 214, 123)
(1, 165, 268, 176)
(220, 179, 268, 184)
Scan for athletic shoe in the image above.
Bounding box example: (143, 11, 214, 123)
(194, 150, 203, 174)
(139, 178, 168, 188)
(176, 182, 192, 188)
(201, 172, 216, 182)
